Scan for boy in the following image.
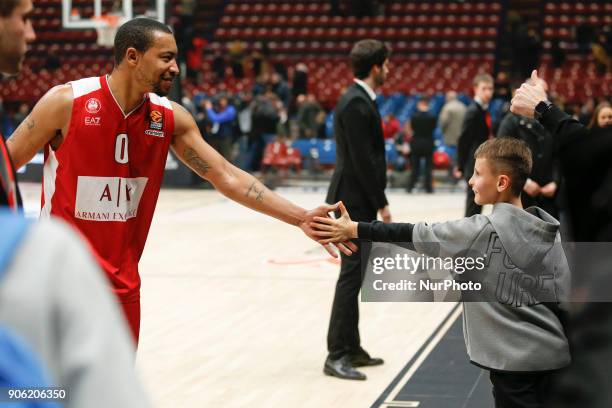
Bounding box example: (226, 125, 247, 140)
(312, 138, 570, 407)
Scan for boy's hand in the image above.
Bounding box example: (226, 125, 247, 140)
(300, 203, 358, 257)
(310, 202, 359, 244)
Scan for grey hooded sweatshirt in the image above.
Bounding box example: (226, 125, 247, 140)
(359, 203, 571, 372)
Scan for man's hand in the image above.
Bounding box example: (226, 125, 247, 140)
(310, 202, 358, 244)
(510, 70, 548, 118)
(540, 181, 557, 198)
(299, 202, 358, 258)
(523, 179, 542, 197)
(453, 166, 463, 180)
(379, 205, 392, 223)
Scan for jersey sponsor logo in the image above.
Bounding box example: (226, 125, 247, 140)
(149, 110, 163, 130)
(75, 176, 148, 222)
(145, 129, 164, 137)
(85, 116, 101, 126)
(85, 98, 102, 114)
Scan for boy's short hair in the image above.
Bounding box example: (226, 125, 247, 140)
(0, 0, 20, 17)
(349, 39, 391, 79)
(474, 138, 533, 196)
(472, 73, 493, 87)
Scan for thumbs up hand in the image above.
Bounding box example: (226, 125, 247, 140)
(511, 70, 549, 119)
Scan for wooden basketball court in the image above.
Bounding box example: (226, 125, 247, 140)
(21, 182, 484, 407)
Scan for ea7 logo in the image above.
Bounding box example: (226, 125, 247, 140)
(85, 117, 101, 126)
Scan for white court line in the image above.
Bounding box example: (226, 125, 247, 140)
(383, 303, 463, 405)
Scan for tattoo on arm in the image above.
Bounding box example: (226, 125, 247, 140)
(245, 180, 265, 202)
(184, 147, 212, 176)
(25, 117, 35, 130)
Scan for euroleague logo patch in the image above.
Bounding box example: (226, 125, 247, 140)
(85, 98, 101, 114)
(149, 110, 163, 130)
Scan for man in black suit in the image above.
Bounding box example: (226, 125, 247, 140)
(497, 78, 559, 219)
(455, 73, 494, 216)
(324, 39, 391, 381)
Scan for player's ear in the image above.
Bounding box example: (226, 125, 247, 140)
(125, 47, 140, 66)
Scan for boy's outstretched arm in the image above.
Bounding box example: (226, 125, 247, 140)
(311, 202, 414, 244)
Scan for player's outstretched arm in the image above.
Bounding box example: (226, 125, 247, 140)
(6, 85, 73, 169)
(170, 102, 357, 257)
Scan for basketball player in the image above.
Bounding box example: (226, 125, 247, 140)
(6, 18, 356, 342)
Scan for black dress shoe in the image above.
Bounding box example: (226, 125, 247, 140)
(324, 356, 366, 380)
(349, 353, 384, 367)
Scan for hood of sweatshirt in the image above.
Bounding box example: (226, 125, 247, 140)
(486, 203, 559, 270)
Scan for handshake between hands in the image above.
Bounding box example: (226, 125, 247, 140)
(307, 202, 359, 254)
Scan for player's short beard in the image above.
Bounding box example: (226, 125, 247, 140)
(152, 81, 167, 96)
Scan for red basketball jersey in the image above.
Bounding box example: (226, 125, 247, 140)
(41, 75, 175, 302)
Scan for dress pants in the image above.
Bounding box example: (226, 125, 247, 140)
(327, 205, 376, 360)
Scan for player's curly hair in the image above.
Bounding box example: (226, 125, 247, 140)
(0, 0, 20, 17)
(114, 17, 173, 65)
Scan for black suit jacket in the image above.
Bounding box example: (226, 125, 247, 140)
(326, 84, 387, 214)
(457, 102, 490, 180)
(497, 113, 558, 186)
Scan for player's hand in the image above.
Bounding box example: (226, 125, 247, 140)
(299, 203, 358, 258)
(379, 205, 392, 223)
(523, 179, 542, 197)
(510, 70, 548, 119)
(311, 202, 358, 244)
(540, 181, 557, 198)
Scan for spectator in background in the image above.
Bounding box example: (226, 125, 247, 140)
(204, 95, 237, 161)
(587, 102, 612, 130)
(250, 43, 265, 78)
(406, 97, 437, 193)
(592, 33, 610, 76)
(574, 16, 595, 55)
(296, 94, 323, 139)
(250, 91, 281, 171)
(270, 72, 291, 108)
(181, 88, 197, 118)
(292, 62, 309, 99)
(494, 71, 512, 102)
(382, 113, 400, 141)
(497, 77, 560, 219)
(439, 91, 466, 183)
(228, 39, 245, 79)
(456, 73, 494, 216)
(212, 50, 226, 81)
(12, 103, 29, 128)
(186, 37, 206, 82)
(252, 72, 270, 97)
(393, 121, 412, 171)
